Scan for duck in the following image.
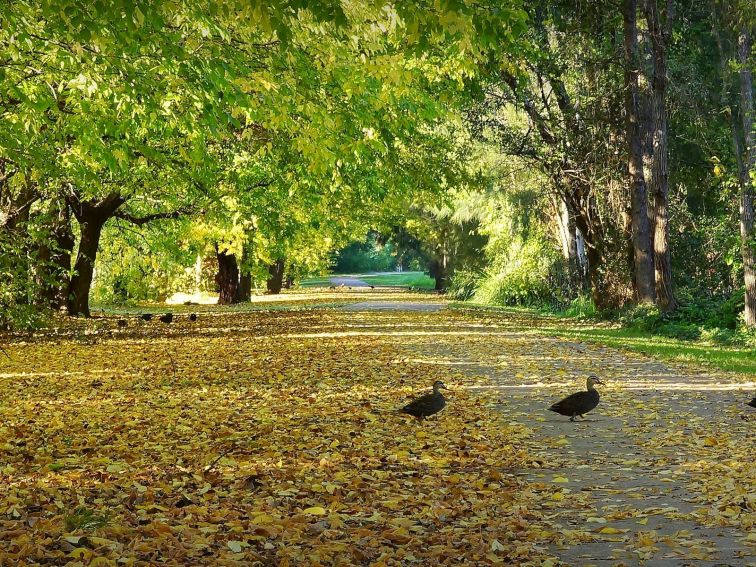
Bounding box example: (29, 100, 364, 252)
(549, 375, 605, 421)
(140, 313, 152, 321)
(400, 380, 448, 419)
(748, 397, 756, 408)
(159, 313, 173, 324)
(189, 313, 198, 322)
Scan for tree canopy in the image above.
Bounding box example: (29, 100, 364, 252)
(1, 0, 755, 334)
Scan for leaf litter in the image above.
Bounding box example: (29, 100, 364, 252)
(0, 305, 753, 565)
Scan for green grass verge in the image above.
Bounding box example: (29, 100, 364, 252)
(298, 277, 332, 288)
(299, 272, 436, 289)
(358, 272, 435, 289)
(452, 303, 756, 375)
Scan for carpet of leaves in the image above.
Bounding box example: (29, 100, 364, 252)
(0, 308, 559, 566)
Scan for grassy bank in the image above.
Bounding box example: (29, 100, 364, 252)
(452, 303, 756, 376)
(300, 271, 435, 289)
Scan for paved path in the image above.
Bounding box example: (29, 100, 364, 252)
(376, 309, 755, 567)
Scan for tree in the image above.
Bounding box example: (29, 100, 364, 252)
(736, 26, 756, 326)
(644, 0, 678, 312)
(623, 0, 656, 303)
(712, 1, 756, 327)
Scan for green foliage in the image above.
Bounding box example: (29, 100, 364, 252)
(0, 232, 47, 330)
(473, 239, 563, 307)
(64, 507, 109, 532)
(447, 269, 482, 300)
(557, 295, 599, 319)
(617, 290, 748, 343)
(332, 234, 398, 273)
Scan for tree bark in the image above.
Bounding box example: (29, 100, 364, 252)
(553, 194, 583, 289)
(238, 273, 252, 302)
(266, 259, 285, 294)
(570, 196, 608, 309)
(66, 192, 125, 316)
(645, 0, 677, 312)
(216, 249, 241, 305)
(623, 0, 656, 303)
(428, 258, 447, 291)
(737, 27, 756, 326)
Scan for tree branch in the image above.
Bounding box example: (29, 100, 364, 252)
(114, 205, 196, 226)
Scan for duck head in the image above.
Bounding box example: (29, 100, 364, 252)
(432, 380, 449, 392)
(586, 375, 605, 389)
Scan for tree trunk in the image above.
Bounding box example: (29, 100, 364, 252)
(266, 259, 285, 294)
(67, 218, 105, 317)
(66, 192, 125, 316)
(216, 249, 241, 305)
(553, 195, 583, 289)
(737, 27, 756, 326)
(572, 207, 607, 309)
(238, 273, 252, 302)
(563, 179, 609, 308)
(623, 0, 656, 303)
(645, 0, 677, 312)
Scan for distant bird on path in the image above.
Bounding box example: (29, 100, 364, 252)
(140, 313, 152, 321)
(549, 375, 605, 421)
(189, 313, 198, 322)
(117, 319, 128, 328)
(400, 380, 449, 420)
(748, 397, 756, 408)
(159, 313, 173, 324)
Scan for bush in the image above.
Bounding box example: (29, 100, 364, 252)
(559, 295, 598, 319)
(472, 240, 562, 307)
(447, 269, 481, 300)
(615, 288, 748, 343)
(0, 233, 48, 331)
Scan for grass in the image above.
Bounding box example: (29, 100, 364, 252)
(358, 272, 435, 289)
(452, 302, 756, 375)
(298, 276, 332, 288)
(299, 271, 436, 289)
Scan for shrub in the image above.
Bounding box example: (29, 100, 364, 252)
(472, 239, 562, 307)
(447, 269, 481, 300)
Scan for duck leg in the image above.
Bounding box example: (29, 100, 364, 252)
(569, 415, 576, 422)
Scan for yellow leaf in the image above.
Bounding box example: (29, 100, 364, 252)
(303, 506, 327, 516)
(599, 527, 625, 534)
(68, 548, 90, 559)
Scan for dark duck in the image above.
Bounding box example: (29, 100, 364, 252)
(549, 375, 605, 421)
(400, 380, 449, 420)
